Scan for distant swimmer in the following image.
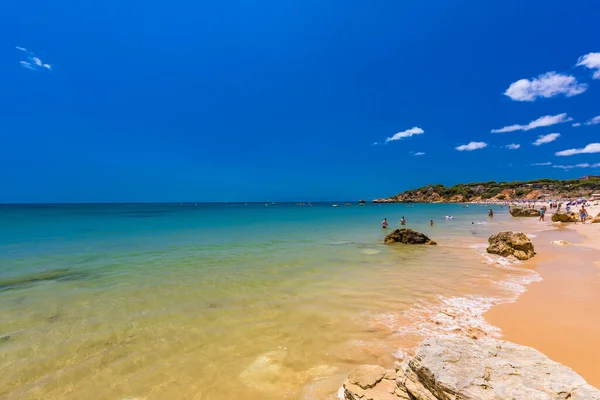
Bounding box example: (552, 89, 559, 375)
(382, 218, 389, 229)
(400, 216, 407, 225)
(488, 209, 494, 217)
(445, 216, 453, 220)
(429, 220, 434, 226)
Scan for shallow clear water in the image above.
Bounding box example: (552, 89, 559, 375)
(0, 203, 539, 399)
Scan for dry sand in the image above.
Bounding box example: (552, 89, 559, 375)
(485, 210, 600, 387)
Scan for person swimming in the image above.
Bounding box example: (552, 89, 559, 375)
(382, 218, 389, 228)
(400, 216, 407, 225)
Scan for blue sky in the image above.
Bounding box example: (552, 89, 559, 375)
(1, 0, 600, 202)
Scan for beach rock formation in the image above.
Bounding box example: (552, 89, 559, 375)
(591, 213, 600, 223)
(551, 212, 579, 223)
(339, 337, 600, 400)
(508, 207, 540, 217)
(486, 231, 535, 260)
(384, 229, 437, 245)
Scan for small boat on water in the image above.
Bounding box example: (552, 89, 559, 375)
(332, 204, 339, 207)
(345, 203, 351, 207)
(358, 200, 366, 204)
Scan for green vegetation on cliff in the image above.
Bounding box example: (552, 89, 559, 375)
(376, 178, 600, 203)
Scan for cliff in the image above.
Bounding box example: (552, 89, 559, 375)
(373, 178, 600, 203)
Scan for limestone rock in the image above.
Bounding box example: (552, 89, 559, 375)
(340, 337, 600, 400)
(384, 229, 437, 245)
(591, 213, 600, 223)
(509, 207, 540, 217)
(342, 365, 399, 400)
(551, 212, 579, 223)
(486, 231, 535, 260)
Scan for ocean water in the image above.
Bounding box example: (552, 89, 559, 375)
(0, 203, 541, 399)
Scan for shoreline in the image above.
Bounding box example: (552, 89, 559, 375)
(337, 207, 600, 399)
(484, 211, 600, 387)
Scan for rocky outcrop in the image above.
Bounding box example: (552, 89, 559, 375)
(551, 212, 579, 223)
(447, 194, 468, 203)
(384, 229, 437, 245)
(486, 231, 535, 260)
(340, 337, 600, 400)
(509, 207, 540, 217)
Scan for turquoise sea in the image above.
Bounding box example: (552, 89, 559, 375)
(0, 203, 540, 399)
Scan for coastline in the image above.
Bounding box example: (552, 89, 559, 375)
(338, 206, 600, 399)
(484, 211, 600, 387)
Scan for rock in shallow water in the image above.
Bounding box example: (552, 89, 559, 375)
(509, 207, 540, 217)
(384, 229, 437, 245)
(340, 337, 600, 400)
(551, 212, 579, 223)
(486, 231, 535, 260)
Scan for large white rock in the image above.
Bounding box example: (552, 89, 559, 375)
(341, 337, 600, 400)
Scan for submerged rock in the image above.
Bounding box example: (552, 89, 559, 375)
(384, 229, 437, 245)
(340, 337, 600, 400)
(509, 207, 540, 217)
(486, 231, 535, 260)
(551, 240, 570, 246)
(551, 212, 579, 223)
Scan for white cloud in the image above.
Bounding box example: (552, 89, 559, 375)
(385, 127, 424, 143)
(585, 115, 600, 126)
(572, 122, 582, 127)
(413, 152, 426, 156)
(19, 61, 36, 70)
(555, 143, 600, 156)
(576, 52, 600, 79)
(553, 163, 600, 169)
(455, 142, 487, 151)
(372, 142, 380, 146)
(16, 46, 52, 72)
(505, 143, 520, 150)
(504, 72, 587, 101)
(532, 162, 552, 166)
(533, 133, 560, 146)
(491, 113, 571, 133)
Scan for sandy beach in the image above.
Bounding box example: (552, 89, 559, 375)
(485, 204, 600, 387)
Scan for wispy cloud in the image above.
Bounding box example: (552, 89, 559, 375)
(532, 162, 552, 166)
(555, 143, 600, 156)
(455, 142, 487, 151)
(504, 72, 587, 101)
(572, 122, 582, 127)
(16, 46, 52, 71)
(533, 133, 560, 146)
(491, 113, 572, 133)
(553, 163, 600, 169)
(577, 52, 600, 79)
(385, 127, 424, 143)
(413, 152, 426, 156)
(585, 115, 600, 126)
(504, 143, 520, 150)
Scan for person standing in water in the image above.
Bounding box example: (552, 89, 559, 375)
(488, 209, 494, 217)
(429, 220, 434, 226)
(580, 206, 587, 224)
(400, 216, 407, 225)
(539, 206, 546, 222)
(382, 218, 389, 228)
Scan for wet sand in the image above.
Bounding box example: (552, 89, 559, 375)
(485, 223, 600, 387)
